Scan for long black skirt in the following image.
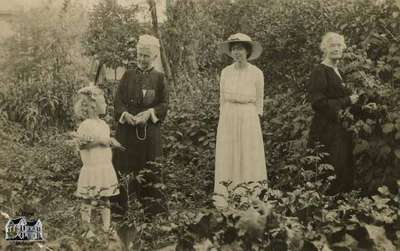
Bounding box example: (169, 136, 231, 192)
(111, 122, 165, 218)
(309, 119, 355, 194)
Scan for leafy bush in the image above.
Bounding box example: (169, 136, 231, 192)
(338, 46, 400, 193)
(173, 179, 400, 250)
(0, 2, 91, 135)
(83, 0, 144, 70)
(163, 0, 400, 90)
(1, 0, 400, 249)
(161, 0, 400, 192)
(1, 76, 84, 140)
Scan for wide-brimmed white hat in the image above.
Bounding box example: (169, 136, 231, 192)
(218, 33, 263, 61)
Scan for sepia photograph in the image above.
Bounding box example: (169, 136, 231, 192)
(1, 0, 400, 250)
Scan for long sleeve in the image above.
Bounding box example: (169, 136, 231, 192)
(308, 68, 351, 122)
(255, 70, 264, 116)
(152, 74, 169, 121)
(114, 71, 129, 121)
(219, 66, 261, 110)
(219, 70, 226, 112)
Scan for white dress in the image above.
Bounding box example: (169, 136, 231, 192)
(75, 119, 120, 198)
(214, 63, 267, 206)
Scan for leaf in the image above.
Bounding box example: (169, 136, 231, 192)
(377, 186, 391, 196)
(353, 140, 369, 155)
(154, 183, 167, 190)
(394, 69, 400, 80)
(0, 211, 10, 219)
(324, 210, 338, 222)
(364, 224, 396, 251)
(236, 207, 266, 238)
(380, 145, 392, 157)
(159, 225, 172, 232)
(331, 233, 358, 249)
(363, 123, 372, 134)
(382, 123, 394, 134)
(372, 195, 390, 209)
(394, 149, 400, 159)
(302, 240, 319, 251)
(389, 44, 399, 54)
(193, 239, 213, 250)
(340, 23, 348, 30)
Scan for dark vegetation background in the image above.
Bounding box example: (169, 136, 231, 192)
(0, 0, 400, 250)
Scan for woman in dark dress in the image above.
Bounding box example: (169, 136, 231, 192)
(111, 35, 169, 249)
(308, 32, 359, 195)
(112, 35, 169, 219)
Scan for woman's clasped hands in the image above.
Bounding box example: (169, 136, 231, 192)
(124, 110, 151, 126)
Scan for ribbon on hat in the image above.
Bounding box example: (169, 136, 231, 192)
(227, 33, 252, 42)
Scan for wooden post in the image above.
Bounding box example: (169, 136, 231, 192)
(147, 0, 177, 99)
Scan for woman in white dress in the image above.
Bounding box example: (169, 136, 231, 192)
(214, 33, 267, 207)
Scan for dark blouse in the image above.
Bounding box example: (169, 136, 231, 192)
(308, 64, 353, 144)
(114, 66, 168, 122)
(309, 64, 352, 122)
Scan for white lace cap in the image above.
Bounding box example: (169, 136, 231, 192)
(137, 35, 160, 49)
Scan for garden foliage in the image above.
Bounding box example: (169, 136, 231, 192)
(161, 0, 400, 192)
(1, 0, 400, 250)
(83, 0, 143, 70)
(0, 2, 90, 136)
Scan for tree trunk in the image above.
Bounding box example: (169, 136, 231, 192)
(147, 0, 177, 99)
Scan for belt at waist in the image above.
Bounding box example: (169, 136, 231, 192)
(224, 99, 256, 104)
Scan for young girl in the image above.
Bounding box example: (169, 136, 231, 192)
(73, 84, 124, 233)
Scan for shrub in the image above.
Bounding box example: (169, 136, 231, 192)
(83, 0, 144, 70)
(0, 2, 91, 136)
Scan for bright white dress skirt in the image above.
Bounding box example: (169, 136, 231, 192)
(76, 147, 120, 198)
(214, 102, 267, 207)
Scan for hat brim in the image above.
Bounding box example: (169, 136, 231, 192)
(218, 40, 263, 61)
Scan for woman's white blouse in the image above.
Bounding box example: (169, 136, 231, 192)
(219, 63, 264, 115)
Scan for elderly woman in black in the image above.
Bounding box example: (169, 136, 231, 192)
(308, 32, 359, 195)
